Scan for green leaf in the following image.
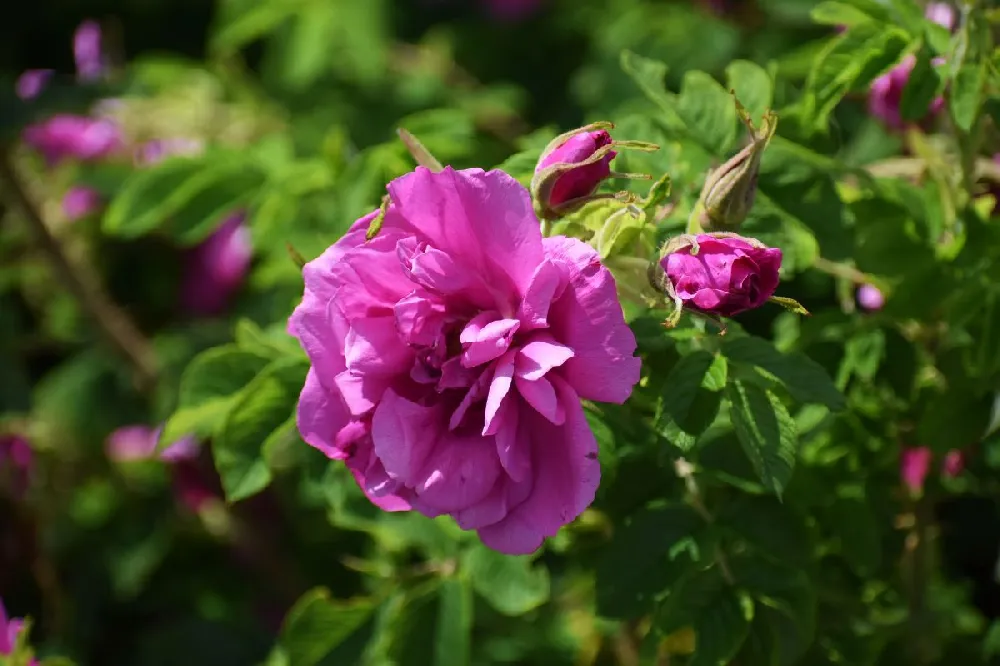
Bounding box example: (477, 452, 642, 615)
(160, 345, 272, 447)
(461, 543, 550, 616)
(721, 336, 845, 411)
(656, 565, 751, 666)
(434, 578, 473, 666)
(620, 50, 674, 117)
(595, 504, 702, 619)
(211, 0, 305, 53)
(949, 60, 986, 132)
(213, 357, 308, 501)
(827, 497, 881, 576)
(278, 588, 375, 666)
(725, 61, 773, 126)
(718, 496, 812, 567)
(657, 351, 726, 450)
(730, 555, 817, 657)
(810, 1, 884, 26)
(801, 23, 910, 132)
(677, 70, 738, 156)
(899, 44, 943, 122)
(726, 381, 798, 497)
(916, 386, 993, 454)
(103, 154, 266, 243)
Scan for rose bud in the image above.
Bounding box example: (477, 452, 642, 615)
(942, 449, 964, 478)
(62, 186, 103, 221)
(901, 446, 932, 494)
(694, 107, 777, 232)
(856, 284, 885, 311)
(655, 232, 782, 325)
(531, 122, 657, 221)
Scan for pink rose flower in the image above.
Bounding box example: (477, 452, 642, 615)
(924, 2, 956, 31)
(0, 598, 37, 665)
(179, 212, 253, 316)
(22, 115, 122, 166)
(856, 284, 885, 311)
(942, 449, 964, 478)
(534, 129, 616, 210)
(660, 234, 782, 317)
(289, 166, 641, 554)
(62, 186, 103, 221)
(901, 446, 932, 493)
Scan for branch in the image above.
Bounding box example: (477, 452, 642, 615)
(0, 147, 158, 392)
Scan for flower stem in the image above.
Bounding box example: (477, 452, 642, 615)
(0, 147, 158, 393)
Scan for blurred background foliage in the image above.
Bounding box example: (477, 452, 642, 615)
(5, 0, 1000, 665)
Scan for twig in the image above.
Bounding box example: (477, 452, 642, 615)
(812, 257, 872, 285)
(0, 147, 158, 392)
(674, 458, 734, 584)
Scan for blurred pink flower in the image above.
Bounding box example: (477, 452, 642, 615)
(942, 449, 965, 478)
(0, 435, 33, 499)
(868, 5, 953, 130)
(482, 0, 542, 21)
(73, 20, 107, 81)
(15, 70, 53, 100)
(135, 137, 205, 167)
(0, 598, 37, 665)
(901, 446, 932, 493)
(856, 284, 885, 311)
(62, 186, 103, 221)
(105, 425, 198, 463)
(179, 212, 253, 316)
(289, 166, 641, 554)
(22, 115, 122, 166)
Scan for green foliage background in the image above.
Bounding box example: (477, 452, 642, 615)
(5, 0, 1000, 665)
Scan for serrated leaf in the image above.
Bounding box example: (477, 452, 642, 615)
(657, 566, 751, 666)
(725, 61, 773, 126)
(677, 71, 738, 156)
(726, 381, 798, 496)
(729, 555, 817, 655)
(949, 60, 986, 132)
(718, 496, 812, 566)
(278, 588, 375, 666)
(103, 154, 266, 243)
(213, 357, 308, 501)
(159, 346, 272, 447)
(620, 50, 674, 117)
(721, 336, 845, 411)
(657, 351, 725, 450)
(596, 504, 701, 619)
(461, 543, 549, 616)
(900, 44, 942, 122)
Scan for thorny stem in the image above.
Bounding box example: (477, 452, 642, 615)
(0, 147, 158, 393)
(674, 458, 734, 584)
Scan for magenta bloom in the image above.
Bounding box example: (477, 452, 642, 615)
(105, 425, 198, 463)
(901, 446, 932, 493)
(0, 599, 36, 665)
(535, 130, 615, 209)
(0, 435, 33, 498)
(856, 284, 885, 311)
(869, 5, 953, 130)
(22, 115, 121, 165)
(16, 70, 54, 100)
(483, 0, 542, 21)
(179, 212, 253, 316)
(942, 449, 964, 478)
(62, 186, 103, 221)
(73, 20, 106, 81)
(289, 167, 640, 554)
(661, 234, 782, 317)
